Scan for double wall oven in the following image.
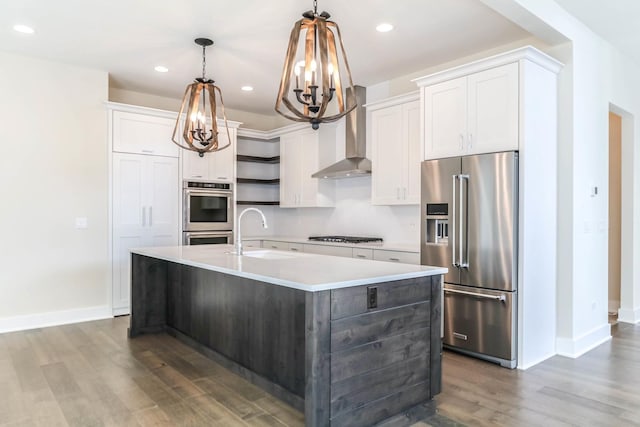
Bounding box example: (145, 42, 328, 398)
(182, 181, 234, 245)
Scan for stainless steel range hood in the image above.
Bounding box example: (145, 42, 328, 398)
(312, 85, 370, 179)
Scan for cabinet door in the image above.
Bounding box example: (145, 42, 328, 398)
(424, 76, 467, 160)
(371, 105, 405, 205)
(466, 62, 519, 155)
(263, 240, 289, 250)
(112, 153, 180, 314)
(182, 150, 209, 180)
(299, 130, 321, 207)
(112, 111, 179, 157)
(146, 156, 180, 247)
(112, 154, 146, 313)
(279, 133, 302, 207)
(403, 101, 422, 204)
(303, 244, 353, 257)
(373, 249, 420, 264)
(210, 128, 236, 182)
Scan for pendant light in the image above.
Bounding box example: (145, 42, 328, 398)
(172, 38, 231, 157)
(275, 0, 356, 130)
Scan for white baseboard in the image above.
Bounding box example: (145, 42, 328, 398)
(618, 307, 640, 324)
(517, 351, 556, 370)
(0, 305, 112, 334)
(556, 323, 611, 358)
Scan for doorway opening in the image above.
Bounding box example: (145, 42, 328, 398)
(608, 111, 621, 325)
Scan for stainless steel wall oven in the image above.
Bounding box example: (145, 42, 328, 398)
(182, 181, 234, 245)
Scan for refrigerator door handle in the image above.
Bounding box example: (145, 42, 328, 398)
(444, 287, 506, 302)
(459, 174, 469, 268)
(451, 174, 459, 267)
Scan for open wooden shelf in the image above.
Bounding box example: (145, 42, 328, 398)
(237, 178, 280, 185)
(237, 201, 280, 206)
(237, 155, 280, 164)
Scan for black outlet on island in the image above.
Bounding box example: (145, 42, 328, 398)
(367, 286, 378, 309)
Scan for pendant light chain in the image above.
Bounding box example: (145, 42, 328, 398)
(201, 45, 207, 80)
(313, 0, 317, 15)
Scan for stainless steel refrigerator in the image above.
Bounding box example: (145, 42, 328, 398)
(421, 151, 518, 368)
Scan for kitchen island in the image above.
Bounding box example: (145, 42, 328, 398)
(129, 245, 446, 427)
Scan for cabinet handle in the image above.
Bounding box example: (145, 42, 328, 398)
(459, 133, 464, 150)
(356, 254, 366, 258)
(403, 187, 407, 200)
(290, 247, 299, 251)
(141, 206, 146, 227)
(149, 206, 153, 227)
(142, 149, 154, 154)
(389, 257, 400, 262)
(217, 176, 227, 180)
(193, 175, 203, 178)
(396, 188, 400, 200)
(271, 245, 278, 249)
(468, 133, 473, 149)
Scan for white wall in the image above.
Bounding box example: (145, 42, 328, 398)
(0, 51, 110, 331)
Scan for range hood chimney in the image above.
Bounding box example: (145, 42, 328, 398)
(312, 85, 370, 179)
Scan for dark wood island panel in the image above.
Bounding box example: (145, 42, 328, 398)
(130, 253, 442, 427)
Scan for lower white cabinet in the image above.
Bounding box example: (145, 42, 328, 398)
(352, 248, 374, 260)
(242, 240, 262, 249)
(303, 244, 353, 257)
(112, 153, 180, 314)
(373, 249, 420, 264)
(263, 240, 290, 250)
(248, 239, 420, 264)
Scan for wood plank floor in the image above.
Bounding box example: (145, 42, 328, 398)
(0, 317, 638, 426)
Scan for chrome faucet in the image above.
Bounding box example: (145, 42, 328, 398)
(235, 208, 268, 255)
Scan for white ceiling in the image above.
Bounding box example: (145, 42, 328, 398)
(555, 0, 640, 65)
(0, 0, 532, 116)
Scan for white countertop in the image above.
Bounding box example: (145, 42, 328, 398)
(243, 236, 420, 253)
(132, 245, 446, 292)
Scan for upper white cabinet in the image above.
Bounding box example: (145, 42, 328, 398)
(182, 127, 237, 183)
(424, 63, 518, 159)
(279, 125, 335, 208)
(421, 62, 518, 159)
(368, 93, 421, 205)
(112, 110, 180, 158)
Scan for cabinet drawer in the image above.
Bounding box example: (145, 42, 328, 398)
(288, 243, 304, 252)
(352, 248, 374, 260)
(262, 240, 289, 250)
(373, 249, 420, 264)
(303, 244, 353, 258)
(112, 111, 179, 157)
(242, 240, 262, 249)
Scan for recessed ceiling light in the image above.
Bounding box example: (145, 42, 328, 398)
(13, 24, 34, 34)
(241, 86, 254, 92)
(376, 23, 394, 33)
(154, 65, 169, 73)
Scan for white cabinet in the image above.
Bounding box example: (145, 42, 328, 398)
(421, 62, 519, 159)
(182, 127, 236, 183)
(373, 249, 420, 265)
(368, 94, 421, 205)
(303, 244, 353, 257)
(279, 127, 335, 208)
(243, 240, 262, 249)
(112, 153, 180, 314)
(112, 110, 179, 158)
(352, 248, 374, 260)
(263, 240, 290, 250)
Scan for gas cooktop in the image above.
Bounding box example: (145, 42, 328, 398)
(308, 236, 384, 244)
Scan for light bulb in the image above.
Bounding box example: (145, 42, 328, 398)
(311, 59, 317, 71)
(328, 63, 334, 75)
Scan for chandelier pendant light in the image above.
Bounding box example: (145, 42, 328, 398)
(275, 0, 356, 130)
(172, 38, 231, 157)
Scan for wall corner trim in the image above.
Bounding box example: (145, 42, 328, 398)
(618, 307, 640, 324)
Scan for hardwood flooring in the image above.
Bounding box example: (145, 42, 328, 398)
(0, 317, 638, 426)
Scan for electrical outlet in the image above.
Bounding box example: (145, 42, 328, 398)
(367, 286, 378, 309)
